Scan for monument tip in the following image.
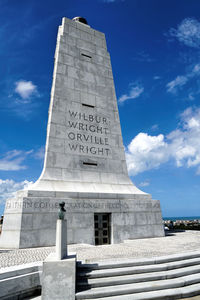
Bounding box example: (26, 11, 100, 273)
(72, 16, 88, 25)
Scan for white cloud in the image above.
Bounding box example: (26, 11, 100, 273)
(15, 80, 37, 99)
(167, 19, 200, 97)
(153, 76, 161, 80)
(126, 107, 200, 175)
(0, 179, 33, 205)
(169, 18, 200, 49)
(166, 63, 200, 94)
(119, 83, 144, 103)
(151, 124, 159, 131)
(133, 51, 155, 63)
(126, 133, 168, 175)
(188, 92, 195, 101)
(139, 180, 150, 187)
(192, 63, 200, 74)
(166, 75, 188, 94)
(34, 146, 45, 160)
(0, 150, 33, 171)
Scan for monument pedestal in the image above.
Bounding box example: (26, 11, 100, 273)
(56, 219, 68, 260)
(42, 253, 76, 300)
(0, 187, 163, 248)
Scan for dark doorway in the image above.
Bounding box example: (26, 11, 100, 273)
(94, 213, 111, 245)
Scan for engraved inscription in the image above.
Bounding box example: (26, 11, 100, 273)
(6, 200, 129, 211)
(67, 110, 111, 157)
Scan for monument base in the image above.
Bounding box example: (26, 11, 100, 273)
(0, 186, 164, 248)
(42, 253, 76, 300)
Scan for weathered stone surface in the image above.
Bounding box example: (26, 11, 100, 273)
(0, 195, 163, 248)
(56, 219, 68, 260)
(32, 17, 142, 192)
(42, 254, 76, 300)
(0, 17, 164, 248)
(0, 262, 42, 299)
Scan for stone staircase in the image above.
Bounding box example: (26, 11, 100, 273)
(76, 251, 200, 300)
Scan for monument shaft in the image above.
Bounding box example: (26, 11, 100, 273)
(39, 17, 133, 191)
(0, 17, 164, 248)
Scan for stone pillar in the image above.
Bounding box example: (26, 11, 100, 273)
(42, 203, 76, 300)
(56, 219, 67, 260)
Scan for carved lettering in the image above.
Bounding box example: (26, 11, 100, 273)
(68, 121, 109, 135)
(67, 109, 111, 157)
(69, 110, 108, 125)
(68, 132, 76, 140)
(68, 132, 109, 146)
(5, 200, 130, 212)
(68, 121, 78, 129)
(68, 143, 110, 156)
(68, 144, 78, 151)
(69, 110, 78, 118)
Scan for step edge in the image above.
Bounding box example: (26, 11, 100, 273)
(76, 274, 200, 298)
(75, 282, 200, 300)
(78, 259, 200, 278)
(77, 265, 200, 288)
(77, 251, 200, 270)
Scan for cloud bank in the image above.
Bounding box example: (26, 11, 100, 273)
(169, 17, 200, 49)
(0, 150, 33, 171)
(126, 107, 200, 175)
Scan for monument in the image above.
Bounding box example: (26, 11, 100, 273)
(0, 16, 164, 248)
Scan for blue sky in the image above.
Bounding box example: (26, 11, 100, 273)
(0, 0, 200, 217)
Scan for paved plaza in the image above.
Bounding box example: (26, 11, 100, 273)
(1, 231, 200, 268)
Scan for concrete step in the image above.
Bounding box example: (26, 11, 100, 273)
(76, 252, 200, 299)
(76, 273, 200, 299)
(77, 251, 200, 271)
(77, 264, 200, 289)
(77, 257, 200, 279)
(76, 282, 200, 300)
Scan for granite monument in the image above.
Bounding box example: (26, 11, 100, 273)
(0, 16, 164, 248)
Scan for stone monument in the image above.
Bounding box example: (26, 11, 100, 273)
(0, 16, 164, 248)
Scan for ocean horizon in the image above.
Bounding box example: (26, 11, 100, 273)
(163, 216, 200, 221)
